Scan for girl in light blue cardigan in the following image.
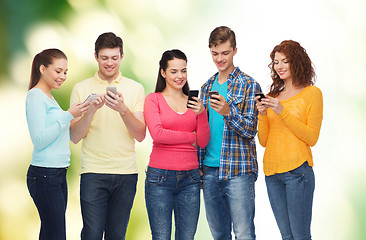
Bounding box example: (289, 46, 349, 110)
(26, 49, 90, 240)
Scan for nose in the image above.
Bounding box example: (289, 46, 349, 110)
(60, 72, 66, 80)
(177, 71, 183, 78)
(217, 54, 223, 62)
(278, 61, 284, 69)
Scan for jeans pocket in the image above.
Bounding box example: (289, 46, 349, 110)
(189, 170, 201, 183)
(146, 171, 164, 185)
(27, 176, 37, 198)
(288, 162, 307, 177)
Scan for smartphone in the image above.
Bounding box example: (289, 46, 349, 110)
(83, 94, 97, 104)
(187, 90, 199, 108)
(255, 92, 266, 102)
(208, 90, 219, 100)
(106, 86, 117, 99)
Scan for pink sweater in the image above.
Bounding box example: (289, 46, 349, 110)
(144, 92, 210, 170)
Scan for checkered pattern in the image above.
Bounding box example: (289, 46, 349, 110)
(198, 67, 261, 180)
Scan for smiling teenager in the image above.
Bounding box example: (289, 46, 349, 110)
(198, 26, 261, 240)
(26, 49, 90, 240)
(143, 49, 210, 240)
(69, 32, 146, 240)
(255, 40, 323, 240)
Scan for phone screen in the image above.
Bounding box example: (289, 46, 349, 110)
(187, 90, 199, 108)
(255, 92, 266, 102)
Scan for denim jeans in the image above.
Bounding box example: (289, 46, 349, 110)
(26, 165, 68, 240)
(265, 161, 315, 240)
(202, 166, 257, 240)
(145, 166, 201, 240)
(80, 173, 138, 240)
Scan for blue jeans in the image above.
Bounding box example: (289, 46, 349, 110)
(26, 165, 68, 240)
(202, 166, 257, 240)
(145, 166, 201, 240)
(80, 173, 138, 240)
(265, 161, 315, 240)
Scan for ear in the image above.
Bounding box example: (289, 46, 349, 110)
(233, 47, 238, 56)
(94, 53, 98, 61)
(120, 53, 124, 60)
(39, 65, 46, 74)
(160, 68, 166, 78)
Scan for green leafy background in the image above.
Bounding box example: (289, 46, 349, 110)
(1, 0, 365, 239)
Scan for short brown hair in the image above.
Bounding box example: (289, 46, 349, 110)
(95, 32, 123, 57)
(208, 26, 236, 49)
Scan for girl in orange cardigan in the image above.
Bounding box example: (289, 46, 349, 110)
(255, 40, 323, 240)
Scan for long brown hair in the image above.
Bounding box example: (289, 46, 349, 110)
(28, 49, 67, 90)
(155, 49, 190, 96)
(268, 40, 316, 97)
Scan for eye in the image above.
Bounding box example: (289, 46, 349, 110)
(56, 70, 61, 74)
(112, 57, 118, 61)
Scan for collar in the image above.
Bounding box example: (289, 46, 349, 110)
(93, 72, 123, 84)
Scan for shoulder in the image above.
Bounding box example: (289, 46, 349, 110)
(304, 85, 322, 98)
(201, 73, 217, 89)
(26, 89, 45, 102)
(233, 68, 260, 91)
(145, 92, 160, 101)
(120, 76, 144, 90)
(72, 77, 94, 90)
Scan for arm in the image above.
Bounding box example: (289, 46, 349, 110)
(105, 89, 146, 142)
(195, 110, 210, 148)
(224, 82, 261, 139)
(257, 114, 269, 147)
(144, 94, 196, 144)
(26, 93, 73, 151)
(278, 89, 323, 146)
(69, 88, 104, 144)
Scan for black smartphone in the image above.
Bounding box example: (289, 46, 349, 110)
(187, 90, 199, 108)
(106, 86, 117, 99)
(83, 94, 97, 104)
(255, 92, 266, 102)
(208, 90, 219, 100)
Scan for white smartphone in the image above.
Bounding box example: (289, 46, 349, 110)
(83, 94, 97, 104)
(106, 86, 117, 99)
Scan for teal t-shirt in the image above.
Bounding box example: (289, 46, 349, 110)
(203, 76, 227, 167)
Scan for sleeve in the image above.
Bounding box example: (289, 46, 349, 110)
(26, 92, 74, 151)
(257, 114, 269, 147)
(196, 110, 210, 148)
(278, 87, 323, 147)
(70, 84, 82, 106)
(144, 93, 196, 145)
(224, 81, 261, 139)
(132, 84, 145, 113)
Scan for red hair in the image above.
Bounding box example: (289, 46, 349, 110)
(268, 40, 316, 97)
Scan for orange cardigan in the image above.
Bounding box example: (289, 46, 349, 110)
(258, 86, 323, 176)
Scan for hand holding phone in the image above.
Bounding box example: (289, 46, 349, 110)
(208, 90, 219, 100)
(255, 92, 266, 102)
(106, 86, 117, 99)
(83, 94, 97, 104)
(187, 90, 199, 108)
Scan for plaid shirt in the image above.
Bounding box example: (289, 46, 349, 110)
(198, 67, 261, 180)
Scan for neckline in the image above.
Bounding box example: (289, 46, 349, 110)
(158, 92, 189, 115)
(31, 88, 56, 102)
(279, 86, 311, 102)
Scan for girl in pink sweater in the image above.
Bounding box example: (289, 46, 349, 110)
(144, 49, 210, 240)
